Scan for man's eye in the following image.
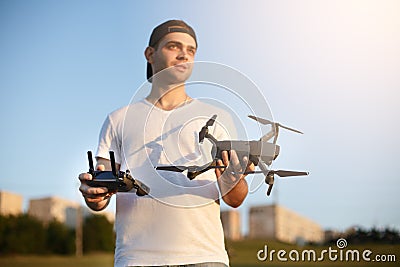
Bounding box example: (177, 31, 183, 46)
(168, 44, 178, 49)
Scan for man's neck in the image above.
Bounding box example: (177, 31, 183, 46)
(146, 82, 190, 111)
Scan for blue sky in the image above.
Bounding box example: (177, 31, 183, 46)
(1, 0, 399, 234)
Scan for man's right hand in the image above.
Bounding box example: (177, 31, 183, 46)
(78, 164, 114, 210)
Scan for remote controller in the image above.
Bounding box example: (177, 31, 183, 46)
(86, 151, 150, 196)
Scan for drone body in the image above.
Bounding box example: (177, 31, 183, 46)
(213, 140, 280, 166)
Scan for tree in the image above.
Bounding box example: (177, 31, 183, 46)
(83, 214, 115, 252)
(0, 214, 46, 254)
(46, 220, 75, 254)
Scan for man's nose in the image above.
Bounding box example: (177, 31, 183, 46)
(177, 49, 188, 60)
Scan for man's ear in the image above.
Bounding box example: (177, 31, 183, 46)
(144, 46, 155, 64)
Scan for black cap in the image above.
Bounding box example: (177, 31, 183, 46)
(147, 20, 197, 82)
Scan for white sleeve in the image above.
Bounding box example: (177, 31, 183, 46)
(95, 115, 122, 164)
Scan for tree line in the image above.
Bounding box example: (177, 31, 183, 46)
(0, 214, 115, 255)
(2, 214, 399, 255)
(325, 226, 400, 245)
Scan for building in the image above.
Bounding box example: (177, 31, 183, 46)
(221, 210, 242, 240)
(0, 191, 23, 216)
(28, 196, 115, 227)
(249, 204, 324, 244)
(28, 196, 80, 227)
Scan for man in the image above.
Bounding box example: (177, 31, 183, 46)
(79, 19, 254, 267)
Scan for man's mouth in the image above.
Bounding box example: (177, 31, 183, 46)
(173, 63, 189, 72)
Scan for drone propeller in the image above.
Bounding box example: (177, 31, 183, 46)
(155, 166, 187, 172)
(156, 161, 227, 180)
(248, 115, 303, 134)
(156, 161, 227, 173)
(242, 169, 309, 177)
(156, 165, 226, 172)
(248, 115, 273, 125)
(271, 170, 309, 177)
(199, 114, 217, 143)
(266, 184, 274, 196)
(242, 169, 308, 196)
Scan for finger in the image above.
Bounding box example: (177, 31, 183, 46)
(241, 156, 249, 170)
(82, 191, 109, 198)
(221, 151, 229, 166)
(229, 150, 241, 171)
(79, 183, 109, 195)
(83, 188, 116, 201)
(96, 164, 105, 171)
(215, 167, 221, 177)
(215, 159, 224, 177)
(78, 172, 93, 181)
(83, 193, 110, 203)
(217, 159, 225, 171)
(245, 160, 255, 172)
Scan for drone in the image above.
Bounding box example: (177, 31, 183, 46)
(86, 151, 150, 196)
(156, 115, 308, 196)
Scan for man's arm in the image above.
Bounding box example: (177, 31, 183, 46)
(78, 157, 120, 211)
(215, 150, 254, 208)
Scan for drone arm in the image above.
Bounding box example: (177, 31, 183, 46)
(259, 130, 275, 142)
(205, 132, 218, 144)
(259, 123, 280, 145)
(272, 125, 279, 144)
(257, 159, 270, 173)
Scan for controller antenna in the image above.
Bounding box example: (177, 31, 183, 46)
(87, 151, 95, 176)
(109, 151, 118, 177)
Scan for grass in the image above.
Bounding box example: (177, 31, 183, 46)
(0, 253, 114, 267)
(0, 240, 398, 267)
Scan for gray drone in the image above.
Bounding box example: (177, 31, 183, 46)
(156, 115, 308, 196)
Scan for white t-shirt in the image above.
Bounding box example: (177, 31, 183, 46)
(96, 98, 236, 267)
